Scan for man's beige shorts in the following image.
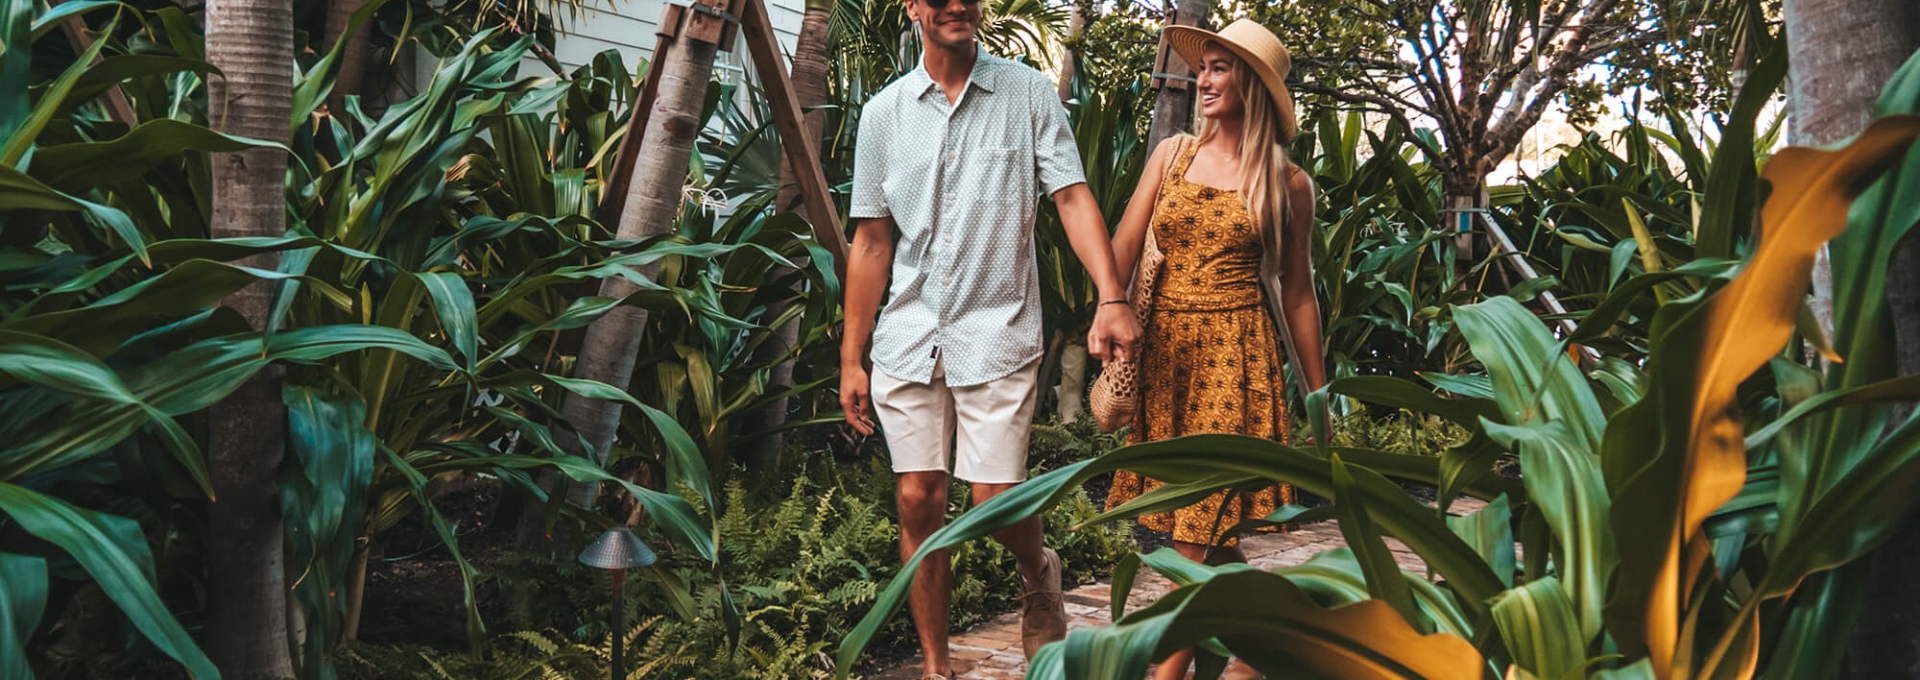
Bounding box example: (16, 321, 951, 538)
(870, 357, 1039, 484)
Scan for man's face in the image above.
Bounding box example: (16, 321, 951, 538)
(908, 0, 981, 50)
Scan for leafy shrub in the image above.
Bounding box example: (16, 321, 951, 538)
(342, 433, 1135, 678)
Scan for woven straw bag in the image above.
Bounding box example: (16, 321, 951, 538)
(1088, 139, 1183, 433)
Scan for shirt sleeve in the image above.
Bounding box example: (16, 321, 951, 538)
(1033, 78, 1088, 196)
(849, 97, 891, 219)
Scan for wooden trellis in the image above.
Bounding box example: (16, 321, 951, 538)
(598, 0, 850, 268)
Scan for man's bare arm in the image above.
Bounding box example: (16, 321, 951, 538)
(1053, 183, 1142, 363)
(840, 216, 896, 435)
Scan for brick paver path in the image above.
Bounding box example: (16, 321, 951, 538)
(870, 500, 1484, 680)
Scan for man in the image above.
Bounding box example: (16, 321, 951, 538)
(838, 0, 1142, 676)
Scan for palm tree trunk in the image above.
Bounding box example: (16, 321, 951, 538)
(322, 0, 371, 110)
(1145, 0, 1207, 149)
(1786, 0, 1920, 671)
(553, 13, 725, 514)
(203, 0, 296, 674)
(1056, 0, 1088, 101)
(739, 0, 835, 476)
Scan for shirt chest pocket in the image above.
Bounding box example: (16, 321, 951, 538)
(968, 147, 1033, 193)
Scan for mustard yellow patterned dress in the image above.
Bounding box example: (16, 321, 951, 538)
(1105, 139, 1293, 546)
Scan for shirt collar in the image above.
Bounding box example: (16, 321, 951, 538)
(909, 44, 1002, 100)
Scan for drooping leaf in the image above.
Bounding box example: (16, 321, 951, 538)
(0, 485, 218, 678)
(1331, 454, 1425, 632)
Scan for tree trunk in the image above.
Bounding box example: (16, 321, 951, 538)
(1784, 0, 1920, 672)
(738, 0, 835, 476)
(204, 0, 296, 673)
(1056, 0, 1088, 101)
(542, 17, 725, 522)
(322, 0, 372, 111)
(1145, 0, 1207, 149)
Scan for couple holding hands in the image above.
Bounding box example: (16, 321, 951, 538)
(839, 0, 1326, 676)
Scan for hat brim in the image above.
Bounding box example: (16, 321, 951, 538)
(1165, 24, 1298, 143)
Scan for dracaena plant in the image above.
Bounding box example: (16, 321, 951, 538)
(0, 5, 728, 675)
(829, 53, 1920, 680)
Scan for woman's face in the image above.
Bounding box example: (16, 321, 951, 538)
(1195, 45, 1244, 120)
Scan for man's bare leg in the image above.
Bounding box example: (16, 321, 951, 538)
(898, 470, 953, 677)
(972, 482, 1046, 582)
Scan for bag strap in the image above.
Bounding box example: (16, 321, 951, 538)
(1131, 137, 1186, 306)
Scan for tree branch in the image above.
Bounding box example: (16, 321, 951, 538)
(1292, 83, 1448, 163)
(1295, 80, 1439, 120)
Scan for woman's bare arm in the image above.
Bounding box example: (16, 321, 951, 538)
(1110, 137, 1183, 285)
(1279, 167, 1327, 393)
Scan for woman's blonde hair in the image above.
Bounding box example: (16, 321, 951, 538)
(1191, 51, 1311, 292)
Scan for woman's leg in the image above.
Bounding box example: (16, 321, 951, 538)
(1152, 540, 1250, 680)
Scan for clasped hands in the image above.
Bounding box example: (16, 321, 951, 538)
(1087, 301, 1143, 364)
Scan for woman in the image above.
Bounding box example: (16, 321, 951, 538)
(1103, 18, 1327, 676)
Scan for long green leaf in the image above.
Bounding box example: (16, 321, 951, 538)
(1, 14, 111, 167)
(1448, 494, 1515, 588)
(1491, 576, 1586, 680)
(1045, 570, 1485, 680)
(543, 374, 712, 509)
(415, 272, 478, 369)
(0, 330, 211, 496)
(1694, 40, 1787, 259)
(0, 552, 46, 679)
(0, 485, 218, 678)
(29, 1, 119, 37)
(281, 385, 375, 676)
(0, 0, 31, 146)
(30, 119, 266, 191)
(837, 435, 1510, 676)
(0, 166, 149, 265)
(1332, 454, 1425, 632)
(1484, 419, 1613, 643)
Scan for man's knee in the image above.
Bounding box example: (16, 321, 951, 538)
(896, 471, 948, 521)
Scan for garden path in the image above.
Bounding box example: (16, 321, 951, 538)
(869, 498, 1482, 680)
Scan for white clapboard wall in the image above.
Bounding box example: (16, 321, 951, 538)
(546, 0, 807, 77)
(398, 0, 809, 96)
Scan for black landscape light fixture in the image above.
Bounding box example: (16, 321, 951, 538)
(578, 527, 657, 680)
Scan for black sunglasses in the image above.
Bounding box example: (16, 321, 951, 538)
(921, 0, 981, 8)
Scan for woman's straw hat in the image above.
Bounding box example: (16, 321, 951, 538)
(1166, 18, 1298, 142)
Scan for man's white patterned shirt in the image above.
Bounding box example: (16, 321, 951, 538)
(849, 47, 1087, 387)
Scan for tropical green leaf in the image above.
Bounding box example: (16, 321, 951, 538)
(1331, 454, 1425, 632)
(281, 385, 376, 676)
(1447, 494, 1515, 588)
(30, 119, 266, 191)
(1610, 114, 1920, 671)
(415, 272, 479, 369)
(1491, 576, 1586, 680)
(0, 485, 217, 678)
(0, 552, 47, 679)
(1037, 570, 1486, 680)
(0, 330, 211, 496)
(1, 14, 112, 168)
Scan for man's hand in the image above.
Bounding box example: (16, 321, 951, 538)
(840, 362, 877, 435)
(1087, 303, 1143, 364)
